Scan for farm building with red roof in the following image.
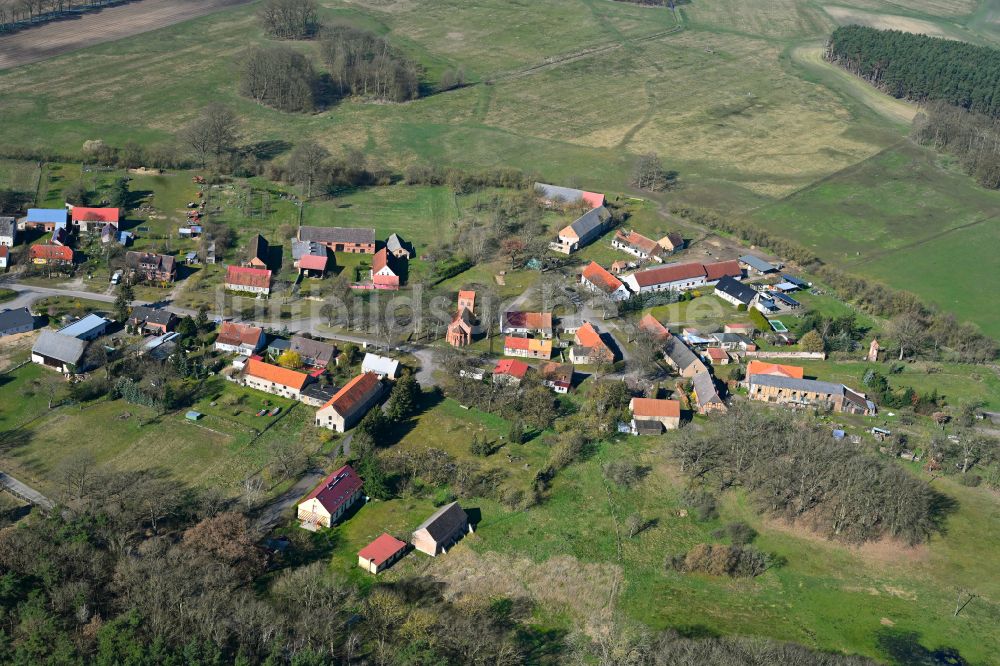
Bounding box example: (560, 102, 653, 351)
(244, 358, 312, 400)
(315, 372, 384, 432)
(225, 265, 271, 295)
(297, 465, 364, 530)
(30, 244, 74, 265)
(581, 261, 630, 301)
(493, 358, 530, 384)
(71, 207, 119, 232)
(358, 533, 407, 574)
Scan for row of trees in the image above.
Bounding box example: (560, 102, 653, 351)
(320, 24, 420, 103)
(671, 405, 951, 545)
(0, 0, 126, 33)
(827, 26, 1000, 117)
(913, 101, 1000, 188)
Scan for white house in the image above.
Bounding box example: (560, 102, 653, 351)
(361, 353, 399, 379)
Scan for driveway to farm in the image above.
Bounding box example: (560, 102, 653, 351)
(0, 0, 254, 71)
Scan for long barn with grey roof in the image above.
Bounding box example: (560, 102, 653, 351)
(298, 226, 375, 254)
(747, 374, 875, 415)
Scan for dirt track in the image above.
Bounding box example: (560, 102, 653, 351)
(0, 0, 254, 71)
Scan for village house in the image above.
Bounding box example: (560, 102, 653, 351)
(0, 246, 8, 270)
(298, 226, 376, 254)
(504, 335, 553, 360)
(370, 248, 401, 289)
(244, 234, 270, 269)
(30, 244, 74, 266)
(290, 335, 337, 368)
(244, 358, 312, 400)
(739, 254, 779, 275)
(291, 240, 329, 277)
(71, 207, 119, 233)
(714, 275, 759, 309)
(225, 265, 271, 296)
(500, 311, 553, 338)
(747, 374, 876, 414)
(692, 371, 727, 415)
(31, 330, 89, 374)
(297, 465, 364, 530)
(703, 347, 730, 365)
(358, 533, 408, 574)
(710, 332, 757, 352)
(214, 321, 265, 355)
(299, 383, 338, 408)
(126, 306, 177, 335)
(569, 322, 614, 365)
(0, 217, 16, 247)
(662, 336, 707, 378)
(580, 261, 631, 301)
(630, 397, 681, 434)
(315, 372, 384, 432)
(657, 232, 685, 254)
(385, 233, 411, 259)
(493, 358, 530, 385)
(0, 308, 34, 337)
(541, 362, 574, 393)
(551, 206, 612, 254)
(534, 182, 605, 209)
(703, 260, 743, 285)
(612, 229, 663, 262)
(125, 251, 177, 283)
(20, 208, 68, 232)
(621, 261, 705, 295)
(412, 501, 472, 556)
(362, 353, 399, 379)
(446, 290, 477, 347)
(638, 313, 671, 340)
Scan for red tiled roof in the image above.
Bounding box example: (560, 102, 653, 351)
(631, 398, 680, 418)
(303, 465, 363, 515)
(226, 265, 271, 289)
(217, 321, 263, 347)
(582, 261, 624, 294)
(747, 360, 804, 379)
(581, 191, 605, 209)
(246, 358, 310, 390)
(630, 262, 706, 288)
(639, 314, 670, 340)
(503, 311, 552, 330)
(358, 533, 407, 566)
(575, 322, 606, 349)
(0, 246, 8, 258)
(493, 358, 529, 379)
(704, 259, 742, 282)
(71, 207, 119, 223)
(372, 247, 392, 274)
(504, 336, 552, 354)
(298, 254, 328, 271)
(30, 244, 73, 261)
(321, 372, 382, 416)
(706, 347, 728, 360)
(616, 230, 659, 254)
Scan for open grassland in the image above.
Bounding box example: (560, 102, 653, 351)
(0, 158, 38, 193)
(458, 436, 1000, 663)
(752, 142, 1000, 337)
(683, 0, 833, 38)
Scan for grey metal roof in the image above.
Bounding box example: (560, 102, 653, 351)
(692, 370, 724, 406)
(414, 502, 468, 542)
(32, 330, 87, 365)
(302, 383, 338, 403)
(772, 292, 800, 307)
(749, 374, 843, 396)
(291, 335, 337, 364)
(663, 336, 700, 370)
(0, 308, 33, 332)
(291, 239, 325, 260)
(715, 275, 757, 304)
(534, 182, 586, 203)
(386, 233, 406, 253)
(739, 254, 777, 272)
(57, 314, 109, 339)
(568, 206, 610, 238)
(0, 217, 15, 237)
(299, 226, 375, 245)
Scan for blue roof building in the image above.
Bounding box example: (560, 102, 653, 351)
(25, 209, 68, 229)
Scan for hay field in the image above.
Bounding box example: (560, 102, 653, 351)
(823, 5, 953, 37)
(682, 0, 833, 38)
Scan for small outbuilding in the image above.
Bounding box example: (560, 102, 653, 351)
(358, 533, 407, 574)
(412, 502, 472, 556)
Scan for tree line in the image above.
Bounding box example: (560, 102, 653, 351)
(913, 101, 1000, 188)
(0, 0, 131, 33)
(827, 25, 1000, 117)
(670, 204, 998, 363)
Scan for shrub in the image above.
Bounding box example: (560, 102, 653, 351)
(666, 543, 773, 578)
(681, 489, 718, 521)
(602, 460, 645, 487)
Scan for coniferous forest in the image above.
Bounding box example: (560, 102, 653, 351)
(827, 26, 1000, 117)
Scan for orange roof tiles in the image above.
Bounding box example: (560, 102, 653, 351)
(746, 360, 804, 379)
(493, 358, 530, 379)
(226, 265, 271, 289)
(582, 261, 625, 294)
(321, 372, 382, 416)
(631, 398, 681, 418)
(246, 358, 310, 390)
(30, 244, 73, 261)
